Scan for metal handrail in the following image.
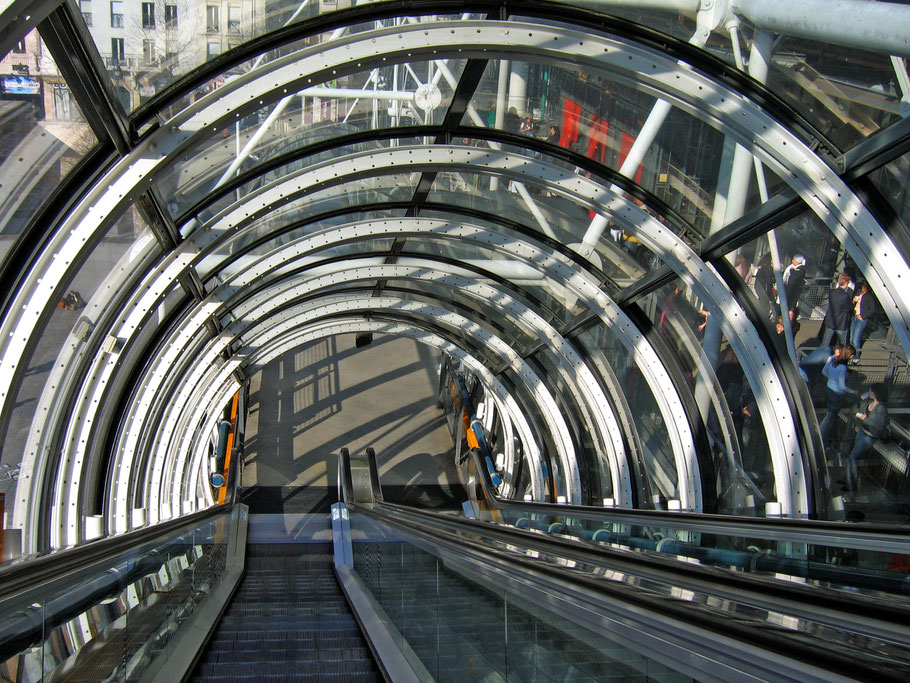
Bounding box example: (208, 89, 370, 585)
(463, 449, 910, 555)
(0, 504, 229, 603)
(349, 498, 910, 682)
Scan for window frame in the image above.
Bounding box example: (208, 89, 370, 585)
(227, 5, 241, 32)
(141, 2, 155, 29)
(110, 0, 124, 28)
(206, 5, 220, 32)
(111, 36, 125, 62)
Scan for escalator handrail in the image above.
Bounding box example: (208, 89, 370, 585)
(357, 498, 910, 626)
(460, 448, 910, 554)
(350, 499, 910, 681)
(0, 504, 232, 603)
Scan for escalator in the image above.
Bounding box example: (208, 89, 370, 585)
(5, 454, 910, 681)
(191, 542, 379, 681)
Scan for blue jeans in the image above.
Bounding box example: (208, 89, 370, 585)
(849, 317, 867, 352)
(821, 326, 848, 347)
(819, 388, 849, 447)
(846, 430, 876, 489)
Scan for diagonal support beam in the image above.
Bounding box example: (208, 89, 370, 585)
(379, 58, 493, 296)
(38, 2, 132, 154)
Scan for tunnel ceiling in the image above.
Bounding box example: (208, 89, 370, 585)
(2, 0, 910, 551)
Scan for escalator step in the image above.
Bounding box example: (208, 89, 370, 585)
(189, 545, 380, 682)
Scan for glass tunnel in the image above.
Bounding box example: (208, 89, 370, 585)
(3, 0, 910, 550)
(6, 0, 910, 679)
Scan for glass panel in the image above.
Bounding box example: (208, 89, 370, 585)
(731, 209, 908, 523)
(869, 149, 910, 227)
(3, 208, 156, 527)
(351, 523, 690, 681)
(134, 14, 475, 120)
(159, 58, 466, 221)
(461, 60, 789, 239)
(0, 509, 237, 679)
(202, 236, 398, 293)
(641, 276, 774, 515)
(758, 37, 900, 152)
(0, 29, 98, 266)
(425, 170, 657, 292)
(574, 324, 672, 510)
(532, 348, 612, 503)
(404, 235, 584, 325)
(180, 169, 417, 241)
(515, 13, 901, 152)
(385, 276, 539, 351)
(215, 208, 408, 270)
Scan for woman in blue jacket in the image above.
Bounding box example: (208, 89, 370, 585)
(819, 345, 857, 449)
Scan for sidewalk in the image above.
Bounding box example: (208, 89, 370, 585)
(241, 333, 459, 509)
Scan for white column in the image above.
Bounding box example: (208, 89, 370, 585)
(508, 61, 529, 115)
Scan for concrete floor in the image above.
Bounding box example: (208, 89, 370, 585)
(241, 333, 459, 493)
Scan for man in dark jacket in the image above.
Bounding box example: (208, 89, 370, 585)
(822, 273, 853, 346)
(782, 254, 807, 316)
(753, 253, 775, 321)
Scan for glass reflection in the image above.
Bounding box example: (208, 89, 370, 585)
(387, 277, 538, 350)
(762, 38, 901, 152)
(145, 15, 472, 121)
(160, 59, 464, 223)
(183, 169, 416, 243)
(425, 168, 657, 292)
(870, 149, 910, 228)
(729, 209, 909, 523)
(0, 29, 97, 266)
(645, 277, 774, 515)
(519, 11, 902, 153)
(461, 59, 789, 238)
(574, 325, 675, 510)
(3, 208, 155, 528)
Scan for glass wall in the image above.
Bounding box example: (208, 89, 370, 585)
(0, 29, 97, 267)
(3, 207, 155, 529)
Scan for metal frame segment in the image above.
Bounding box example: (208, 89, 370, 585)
(240, 318, 548, 499)
(233, 291, 580, 501)
(5, 16, 910, 536)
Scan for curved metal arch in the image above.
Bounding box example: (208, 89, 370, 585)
(158, 316, 551, 521)
(15, 257, 195, 543)
(168, 358, 242, 520)
(109, 302, 224, 535)
(109, 208, 700, 509)
(121, 282, 551, 516)
(145, 334, 235, 526)
(208, 221, 696, 504)
(233, 292, 582, 498)
(234, 286, 624, 502)
(249, 318, 546, 494)
(4, 12, 903, 536)
(195, 146, 792, 510)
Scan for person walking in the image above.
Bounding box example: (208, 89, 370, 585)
(822, 273, 852, 347)
(753, 253, 775, 321)
(843, 383, 889, 492)
(782, 254, 807, 316)
(819, 344, 858, 449)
